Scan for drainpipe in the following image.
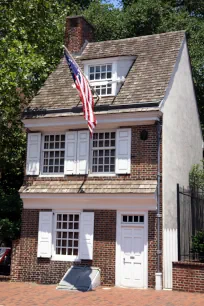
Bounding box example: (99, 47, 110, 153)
(155, 120, 162, 290)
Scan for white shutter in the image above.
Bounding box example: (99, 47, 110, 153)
(79, 212, 94, 260)
(77, 131, 89, 174)
(37, 211, 52, 258)
(116, 128, 131, 174)
(64, 131, 77, 175)
(26, 133, 41, 175)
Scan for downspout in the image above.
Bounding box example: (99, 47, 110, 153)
(155, 119, 162, 290)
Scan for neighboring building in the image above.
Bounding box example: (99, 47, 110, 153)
(11, 16, 202, 289)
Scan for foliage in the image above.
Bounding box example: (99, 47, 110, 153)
(191, 231, 204, 261)
(189, 160, 204, 191)
(0, 187, 22, 246)
(0, 0, 85, 245)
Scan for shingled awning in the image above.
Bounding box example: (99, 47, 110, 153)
(20, 180, 157, 194)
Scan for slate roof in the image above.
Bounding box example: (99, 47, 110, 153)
(24, 31, 185, 118)
(20, 180, 157, 194)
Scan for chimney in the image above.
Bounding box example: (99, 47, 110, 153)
(65, 15, 94, 54)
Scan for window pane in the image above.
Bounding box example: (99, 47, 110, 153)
(55, 214, 79, 257)
(90, 74, 94, 80)
(107, 72, 112, 79)
(43, 134, 65, 174)
(101, 65, 106, 72)
(107, 64, 112, 71)
(92, 132, 116, 173)
(107, 86, 112, 94)
(101, 73, 106, 79)
(101, 88, 106, 95)
(95, 73, 100, 80)
(90, 66, 94, 73)
(96, 66, 100, 72)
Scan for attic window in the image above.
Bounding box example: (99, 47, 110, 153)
(88, 64, 113, 96)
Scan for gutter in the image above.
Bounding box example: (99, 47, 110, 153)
(155, 119, 162, 290)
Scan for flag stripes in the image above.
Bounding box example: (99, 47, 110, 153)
(64, 49, 97, 135)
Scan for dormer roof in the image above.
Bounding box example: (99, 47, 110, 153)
(24, 30, 185, 119)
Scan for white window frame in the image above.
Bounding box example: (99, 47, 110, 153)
(40, 133, 66, 177)
(90, 129, 117, 175)
(84, 59, 117, 96)
(51, 211, 81, 262)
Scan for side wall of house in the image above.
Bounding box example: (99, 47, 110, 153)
(162, 39, 203, 289)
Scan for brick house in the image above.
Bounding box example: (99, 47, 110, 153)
(11, 16, 202, 290)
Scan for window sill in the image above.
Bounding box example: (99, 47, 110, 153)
(88, 173, 117, 177)
(51, 256, 80, 262)
(39, 174, 65, 178)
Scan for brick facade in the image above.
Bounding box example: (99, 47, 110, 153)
(12, 124, 161, 288)
(11, 209, 116, 285)
(64, 16, 94, 54)
(173, 262, 204, 293)
(11, 208, 158, 287)
(24, 125, 158, 185)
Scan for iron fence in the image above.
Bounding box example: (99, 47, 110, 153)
(177, 184, 204, 261)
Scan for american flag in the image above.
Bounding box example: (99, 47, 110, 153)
(64, 49, 97, 135)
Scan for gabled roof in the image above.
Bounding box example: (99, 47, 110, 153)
(24, 31, 185, 118)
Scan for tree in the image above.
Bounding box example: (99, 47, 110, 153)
(0, 0, 85, 245)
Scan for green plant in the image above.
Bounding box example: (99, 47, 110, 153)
(191, 231, 204, 262)
(189, 160, 204, 192)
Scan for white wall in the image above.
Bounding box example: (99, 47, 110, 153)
(162, 39, 203, 288)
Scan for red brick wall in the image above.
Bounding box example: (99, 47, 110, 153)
(11, 209, 116, 285)
(25, 125, 158, 185)
(173, 262, 204, 293)
(64, 16, 94, 53)
(11, 208, 158, 287)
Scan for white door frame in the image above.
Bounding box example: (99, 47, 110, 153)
(115, 210, 148, 288)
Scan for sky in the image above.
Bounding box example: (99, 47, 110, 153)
(103, 0, 122, 8)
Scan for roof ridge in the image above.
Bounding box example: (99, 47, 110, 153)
(83, 30, 186, 48)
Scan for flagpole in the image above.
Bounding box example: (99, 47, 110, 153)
(63, 45, 101, 101)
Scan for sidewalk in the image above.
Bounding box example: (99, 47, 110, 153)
(0, 282, 203, 306)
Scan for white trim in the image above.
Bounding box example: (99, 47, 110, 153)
(115, 210, 148, 289)
(163, 228, 178, 289)
(21, 193, 157, 211)
(51, 210, 81, 262)
(22, 112, 161, 131)
(88, 173, 117, 177)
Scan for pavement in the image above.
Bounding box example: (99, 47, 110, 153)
(0, 282, 204, 306)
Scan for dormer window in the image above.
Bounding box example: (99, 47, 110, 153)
(88, 64, 113, 96)
(83, 56, 136, 97)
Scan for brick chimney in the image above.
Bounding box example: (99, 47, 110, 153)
(65, 15, 94, 54)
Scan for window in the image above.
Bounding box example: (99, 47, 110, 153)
(42, 134, 65, 174)
(92, 131, 116, 173)
(88, 64, 112, 96)
(122, 215, 144, 224)
(55, 213, 79, 257)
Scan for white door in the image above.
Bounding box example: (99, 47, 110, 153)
(121, 226, 144, 288)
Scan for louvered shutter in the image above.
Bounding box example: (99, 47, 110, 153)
(37, 212, 52, 258)
(79, 212, 94, 260)
(76, 131, 90, 174)
(64, 131, 77, 175)
(26, 133, 41, 175)
(115, 128, 131, 174)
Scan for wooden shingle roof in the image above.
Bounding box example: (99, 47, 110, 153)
(25, 31, 185, 118)
(20, 180, 157, 194)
